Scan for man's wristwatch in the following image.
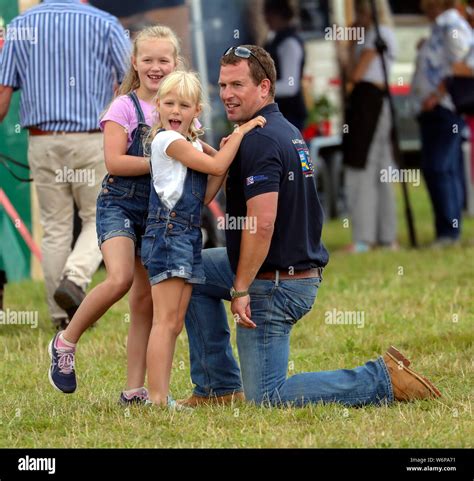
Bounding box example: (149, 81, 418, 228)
(230, 287, 249, 299)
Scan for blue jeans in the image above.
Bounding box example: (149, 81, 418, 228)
(185, 248, 394, 406)
(418, 106, 465, 240)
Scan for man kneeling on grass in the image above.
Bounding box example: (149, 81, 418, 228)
(45, 44, 442, 409)
(178, 45, 442, 408)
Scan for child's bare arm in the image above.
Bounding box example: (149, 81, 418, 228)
(199, 140, 218, 157)
(204, 172, 227, 205)
(166, 116, 266, 176)
(103, 121, 150, 176)
(203, 134, 232, 203)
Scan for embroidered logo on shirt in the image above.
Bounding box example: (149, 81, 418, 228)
(246, 174, 268, 186)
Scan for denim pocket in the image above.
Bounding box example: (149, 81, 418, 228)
(99, 183, 130, 200)
(283, 293, 314, 324)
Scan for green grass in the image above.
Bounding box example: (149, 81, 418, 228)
(0, 183, 473, 448)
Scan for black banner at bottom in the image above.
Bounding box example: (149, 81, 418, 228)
(0, 448, 472, 479)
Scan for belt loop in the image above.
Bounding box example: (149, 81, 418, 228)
(275, 270, 279, 287)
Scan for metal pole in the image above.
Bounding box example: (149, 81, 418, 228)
(190, 0, 215, 146)
(369, 0, 417, 247)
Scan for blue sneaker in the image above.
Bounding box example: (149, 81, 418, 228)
(144, 395, 193, 411)
(167, 395, 193, 411)
(48, 332, 76, 393)
(119, 387, 148, 406)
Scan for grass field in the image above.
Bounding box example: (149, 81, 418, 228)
(0, 184, 473, 448)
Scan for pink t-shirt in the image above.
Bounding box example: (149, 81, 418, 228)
(100, 94, 157, 148)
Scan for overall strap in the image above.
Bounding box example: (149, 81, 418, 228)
(128, 91, 146, 124)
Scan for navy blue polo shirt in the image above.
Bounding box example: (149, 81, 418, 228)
(225, 103, 329, 273)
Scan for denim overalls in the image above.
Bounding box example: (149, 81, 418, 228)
(141, 132, 207, 285)
(96, 92, 151, 255)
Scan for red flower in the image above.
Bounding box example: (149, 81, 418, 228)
(303, 123, 318, 141)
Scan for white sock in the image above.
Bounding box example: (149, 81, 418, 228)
(59, 333, 76, 348)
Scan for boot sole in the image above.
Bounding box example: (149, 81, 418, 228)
(54, 288, 84, 312)
(387, 346, 411, 367)
(385, 351, 442, 398)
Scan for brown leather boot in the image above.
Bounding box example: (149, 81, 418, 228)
(384, 346, 442, 401)
(177, 391, 245, 407)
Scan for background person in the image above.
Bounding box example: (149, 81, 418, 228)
(341, 0, 398, 253)
(263, 0, 307, 131)
(451, 0, 474, 188)
(411, 0, 472, 247)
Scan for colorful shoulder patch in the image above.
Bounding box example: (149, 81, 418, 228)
(292, 138, 314, 177)
(296, 144, 314, 178)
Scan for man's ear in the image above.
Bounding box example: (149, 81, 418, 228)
(260, 78, 272, 99)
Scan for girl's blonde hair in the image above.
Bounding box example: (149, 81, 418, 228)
(118, 25, 184, 96)
(150, 70, 205, 142)
(355, 0, 394, 27)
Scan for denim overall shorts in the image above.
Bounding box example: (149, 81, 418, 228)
(141, 136, 207, 286)
(96, 91, 151, 256)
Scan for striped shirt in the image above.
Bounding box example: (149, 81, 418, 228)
(0, 0, 131, 131)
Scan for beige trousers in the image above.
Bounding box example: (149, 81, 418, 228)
(28, 132, 106, 322)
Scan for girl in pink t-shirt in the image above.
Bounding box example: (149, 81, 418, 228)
(48, 26, 182, 403)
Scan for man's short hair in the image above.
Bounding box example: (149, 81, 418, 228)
(220, 45, 277, 98)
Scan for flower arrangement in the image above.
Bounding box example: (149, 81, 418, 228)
(303, 95, 337, 141)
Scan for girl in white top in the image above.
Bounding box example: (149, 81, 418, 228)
(144, 71, 265, 406)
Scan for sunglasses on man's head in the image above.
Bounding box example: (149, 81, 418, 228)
(223, 46, 271, 80)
